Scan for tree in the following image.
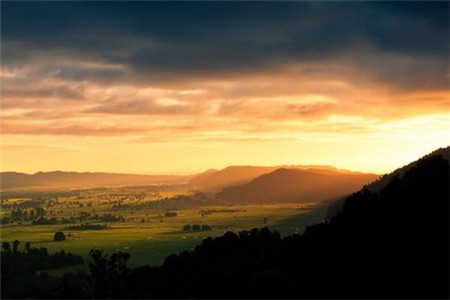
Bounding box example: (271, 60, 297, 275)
(12, 240, 20, 253)
(201, 224, 212, 231)
(88, 250, 131, 298)
(263, 217, 269, 224)
(2, 241, 11, 252)
(25, 242, 31, 253)
(35, 207, 45, 218)
(54, 231, 66, 241)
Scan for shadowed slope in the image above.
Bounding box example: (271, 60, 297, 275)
(217, 168, 378, 203)
(189, 166, 280, 190)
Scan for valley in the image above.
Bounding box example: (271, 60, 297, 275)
(0, 182, 328, 268)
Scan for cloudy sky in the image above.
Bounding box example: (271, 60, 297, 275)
(1, 1, 449, 174)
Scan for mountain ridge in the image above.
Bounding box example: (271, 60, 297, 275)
(0, 163, 383, 192)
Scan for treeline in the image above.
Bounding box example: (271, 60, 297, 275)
(1, 240, 84, 298)
(112, 192, 212, 211)
(2, 212, 125, 226)
(64, 223, 109, 231)
(199, 208, 243, 217)
(182, 224, 212, 232)
(1, 207, 45, 224)
(1, 241, 84, 270)
(1, 154, 449, 299)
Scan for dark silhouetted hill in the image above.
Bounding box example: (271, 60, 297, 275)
(367, 146, 449, 192)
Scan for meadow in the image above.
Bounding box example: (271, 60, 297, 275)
(0, 186, 328, 269)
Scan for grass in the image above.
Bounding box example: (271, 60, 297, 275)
(1, 203, 327, 268)
(1, 186, 329, 272)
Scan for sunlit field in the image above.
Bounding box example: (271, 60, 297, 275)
(0, 187, 327, 269)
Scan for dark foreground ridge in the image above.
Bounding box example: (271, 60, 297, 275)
(1, 152, 449, 299)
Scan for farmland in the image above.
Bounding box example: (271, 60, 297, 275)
(0, 186, 327, 267)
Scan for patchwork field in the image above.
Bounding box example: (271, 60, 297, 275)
(0, 187, 328, 269)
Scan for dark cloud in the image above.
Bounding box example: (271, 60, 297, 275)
(1, 1, 448, 89)
(55, 66, 126, 82)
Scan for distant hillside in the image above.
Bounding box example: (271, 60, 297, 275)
(1, 164, 376, 192)
(0, 171, 193, 191)
(216, 168, 378, 204)
(189, 165, 375, 191)
(189, 166, 280, 190)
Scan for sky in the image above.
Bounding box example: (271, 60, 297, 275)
(1, 1, 449, 175)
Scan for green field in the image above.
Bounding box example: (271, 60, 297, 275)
(1, 188, 328, 270)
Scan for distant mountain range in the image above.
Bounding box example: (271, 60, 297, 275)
(188, 165, 375, 191)
(0, 165, 378, 193)
(0, 171, 193, 191)
(188, 166, 279, 190)
(4, 146, 448, 204)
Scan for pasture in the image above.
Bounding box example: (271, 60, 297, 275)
(0, 187, 328, 268)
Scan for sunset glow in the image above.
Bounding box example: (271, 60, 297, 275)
(1, 2, 449, 175)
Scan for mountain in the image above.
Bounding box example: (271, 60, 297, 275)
(216, 168, 379, 203)
(189, 166, 280, 190)
(1, 164, 376, 192)
(0, 171, 193, 191)
(189, 165, 376, 191)
(187, 169, 218, 187)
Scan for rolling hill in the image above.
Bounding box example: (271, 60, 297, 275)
(188, 165, 377, 191)
(0, 171, 193, 191)
(216, 168, 379, 203)
(1, 164, 380, 193)
(188, 166, 280, 190)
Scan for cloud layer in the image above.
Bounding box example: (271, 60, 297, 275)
(1, 1, 449, 174)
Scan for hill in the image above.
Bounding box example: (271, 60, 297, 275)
(216, 168, 378, 203)
(188, 166, 280, 190)
(367, 146, 449, 192)
(189, 165, 377, 191)
(0, 171, 192, 191)
(1, 165, 373, 192)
